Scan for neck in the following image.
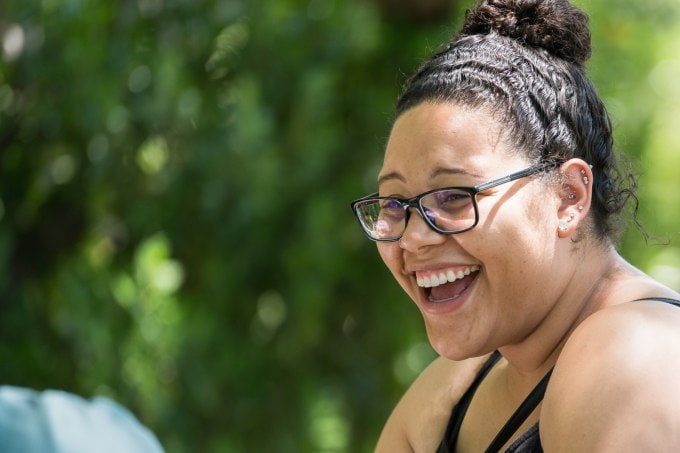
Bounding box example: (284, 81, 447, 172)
(498, 242, 625, 383)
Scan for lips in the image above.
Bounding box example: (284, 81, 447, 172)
(415, 265, 480, 303)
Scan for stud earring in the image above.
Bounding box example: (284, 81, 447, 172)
(559, 219, 569, 232)
(578, 205, 584, 211)
(568, 193, 576, 200)
(559, 211, 577, 232)
(581, 169, 589, 185)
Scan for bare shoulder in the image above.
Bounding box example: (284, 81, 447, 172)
(541, 299, 680, 452)
(376, 354, 492, 453)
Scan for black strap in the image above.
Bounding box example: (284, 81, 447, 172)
(484, 368, 553, 453)
(437, 351, 502, 453)
(635, 297, 680, 308)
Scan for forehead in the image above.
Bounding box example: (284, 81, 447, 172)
(380, 102, 517, 185)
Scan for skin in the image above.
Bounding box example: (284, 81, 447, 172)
(374, 101, 680, 452)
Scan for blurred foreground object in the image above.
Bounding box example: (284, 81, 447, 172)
(0, 386, 164, 453)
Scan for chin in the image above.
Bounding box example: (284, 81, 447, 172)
(423, 323, 480, 361)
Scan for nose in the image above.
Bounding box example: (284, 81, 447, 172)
(399, 208, 446, 252)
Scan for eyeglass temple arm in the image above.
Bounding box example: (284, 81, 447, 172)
(474, 163, 553, 192)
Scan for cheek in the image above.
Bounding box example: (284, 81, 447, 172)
(377, 243, 413, 293)
(525, 183, 560, 227)
(377, 242, 400, 274)
(486, 186, 558, 251)
(486, 195, 559, 287)
(467, 191, 558, 276)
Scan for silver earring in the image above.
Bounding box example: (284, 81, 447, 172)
(581, 169, 589, 185)
(568, 193, 576, 200)
(559, 211, 577, 232)
(578, 205, 584, 211)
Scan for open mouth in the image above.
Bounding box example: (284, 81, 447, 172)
(416, 265, 480, 303)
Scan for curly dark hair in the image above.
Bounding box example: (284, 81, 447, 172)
(395, 0, 638, 242)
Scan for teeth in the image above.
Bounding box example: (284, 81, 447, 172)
(416, 265, 480, 288)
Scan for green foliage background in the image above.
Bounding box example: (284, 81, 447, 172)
(0, 0, 679, 451)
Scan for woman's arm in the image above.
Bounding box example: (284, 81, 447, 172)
(376, 355, 490, 453)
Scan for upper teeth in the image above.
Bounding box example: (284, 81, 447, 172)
(416, 265, 480, 288)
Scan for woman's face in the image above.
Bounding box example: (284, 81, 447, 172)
(377, 102, 561, 360)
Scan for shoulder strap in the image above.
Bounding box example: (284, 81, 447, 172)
(484, 368, 553, 453)
(635, 297, 680, 308)
(437, 351, 502, 453)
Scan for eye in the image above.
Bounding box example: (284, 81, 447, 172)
(431, 190, 472, 213)
(380, 199, 402, 210)
(380, 198, 404, 211)
(379, 199, 405, 220)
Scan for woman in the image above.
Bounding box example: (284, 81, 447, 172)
(350, 0, 680, 451)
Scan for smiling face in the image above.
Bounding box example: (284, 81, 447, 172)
(377, 102, 563, 360)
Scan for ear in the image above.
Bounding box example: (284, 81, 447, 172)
(556, 158, 592, 238)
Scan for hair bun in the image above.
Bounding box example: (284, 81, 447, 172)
(461, 0, 592, 66)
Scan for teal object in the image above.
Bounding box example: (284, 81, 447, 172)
(0, 386, 164, 453)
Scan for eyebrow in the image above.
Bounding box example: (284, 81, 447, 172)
(376, 171, 406, 187)
(430, 167, 482, 180)
(377, 167, 482, 187)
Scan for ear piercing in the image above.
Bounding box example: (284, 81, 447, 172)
(581, 169, 589, 185)
(559, 211, 577, 232)
(568, 193, 576, 200)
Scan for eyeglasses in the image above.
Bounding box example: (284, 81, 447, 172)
(350, 164, 553, 242)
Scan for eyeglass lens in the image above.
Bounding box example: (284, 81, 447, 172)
(355, 189, 476, 240)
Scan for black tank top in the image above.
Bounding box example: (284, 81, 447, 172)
(436, 297, 680, 453)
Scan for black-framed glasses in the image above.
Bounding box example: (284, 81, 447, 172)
(350, 164, 553, 242)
